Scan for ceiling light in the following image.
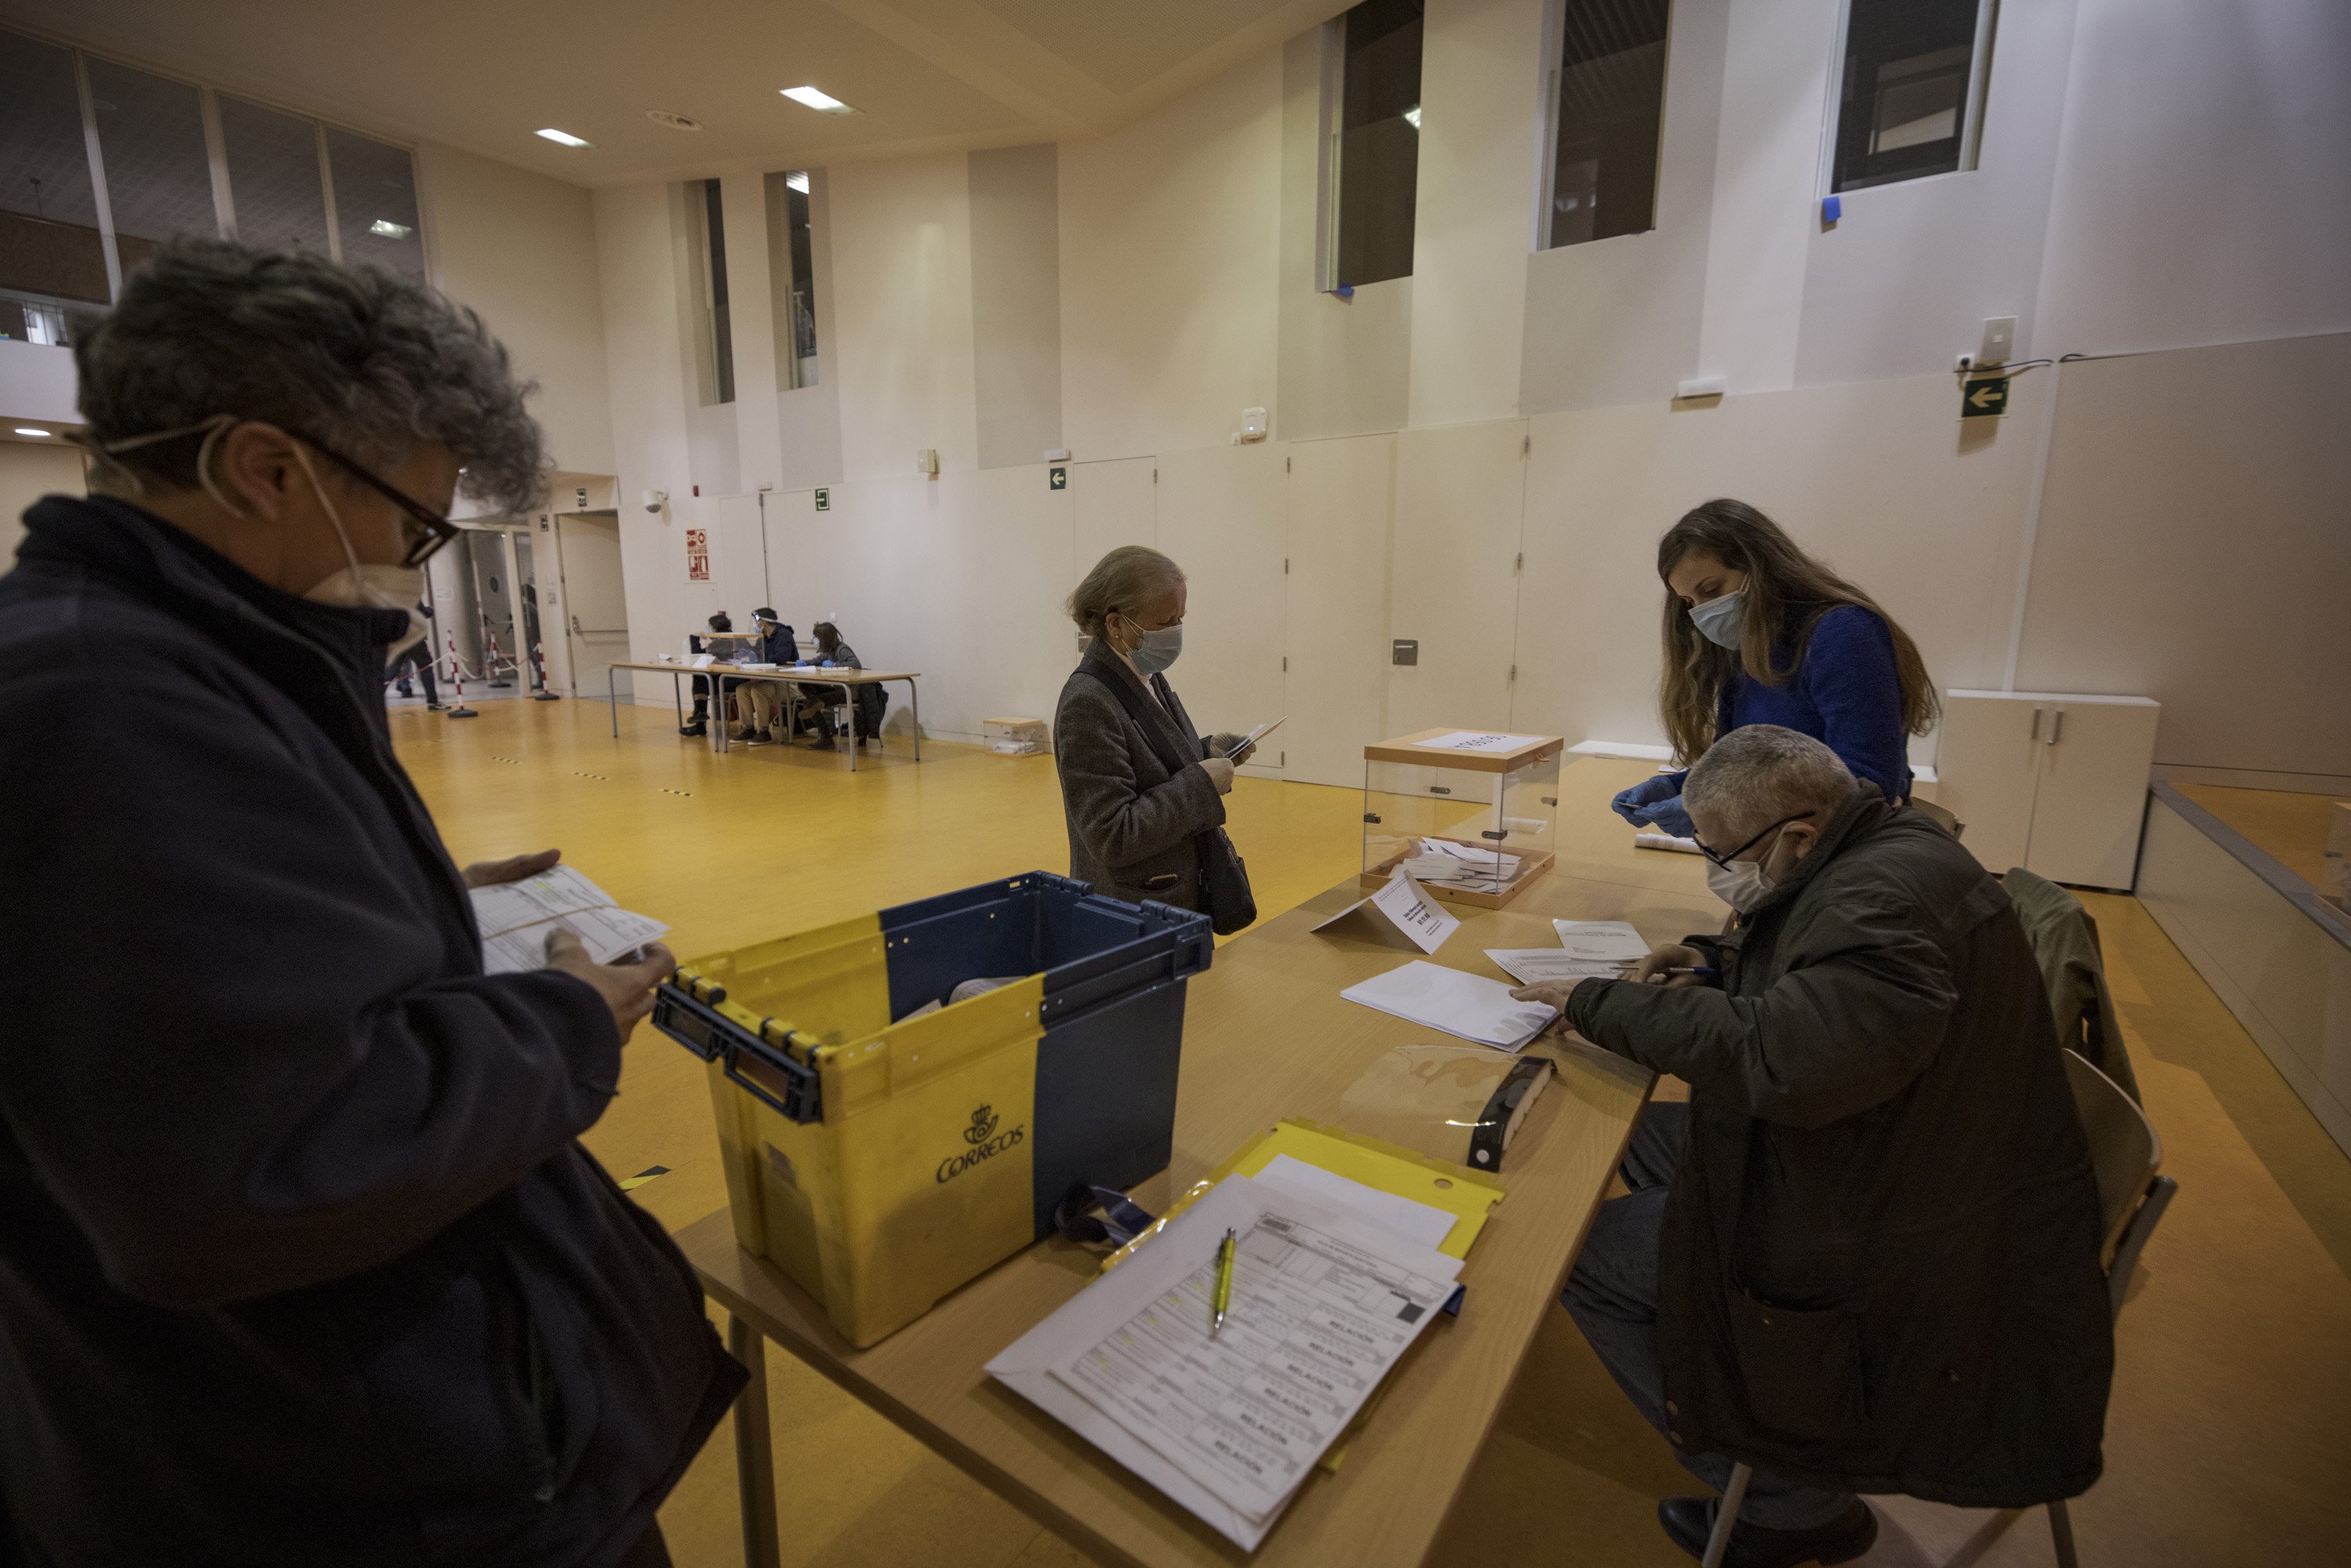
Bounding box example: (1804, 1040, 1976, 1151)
(13, 427, 49, 437)
(647, 110, 703, 132)
(1403, 105, 1421, 130)
(780, 85, 855, 114)
(785, 171, 810, 194)
(369, 219, 413, 238)
(535, 128, 592, 147)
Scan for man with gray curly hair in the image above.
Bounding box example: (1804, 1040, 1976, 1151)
(0, 242, 743, 1568)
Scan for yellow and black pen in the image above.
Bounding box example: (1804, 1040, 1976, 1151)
(1210, 1227, 1237, 1338)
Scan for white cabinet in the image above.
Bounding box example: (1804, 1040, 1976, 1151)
(1934, 691, 2161, 890)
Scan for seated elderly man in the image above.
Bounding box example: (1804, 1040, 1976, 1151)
(1514, 726, 2113, 1567)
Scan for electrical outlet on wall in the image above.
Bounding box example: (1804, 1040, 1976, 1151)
(1978, 317, 2017, 366)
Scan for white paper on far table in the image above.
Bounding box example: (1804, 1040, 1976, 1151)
(1551, 920, 1652, 963)
(1340, 959, 1559, 1052)
(1413, 730, 1545, 755)
(471, 865, 668, 975)
(1310, 869, 1459, 954)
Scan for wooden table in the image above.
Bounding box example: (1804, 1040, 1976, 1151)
(602, 660, 922, 770)
(682, 778, 1720, 1568)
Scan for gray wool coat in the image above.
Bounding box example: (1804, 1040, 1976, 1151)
(1053, 642, 1225, 913)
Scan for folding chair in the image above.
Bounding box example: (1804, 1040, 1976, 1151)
(1699, 1049, 2175, 1568)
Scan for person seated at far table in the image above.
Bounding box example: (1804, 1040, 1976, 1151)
(1510, 725, 2113, 1568)
(680, 610, 733, 737)
(730, 607, 798, 744)
(792, 621, 883, 747)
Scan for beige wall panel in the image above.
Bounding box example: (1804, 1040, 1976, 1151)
(828, 154, 979, 483)
(969, 145, 1064, 470)
(1387, 418, 1529, 737)
(1285, 434, 1398, 789)
(1157, 444, 1286, 774)
(1070, 457, 1158, 595)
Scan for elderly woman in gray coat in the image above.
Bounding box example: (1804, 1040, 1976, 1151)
(1054, 546, 1255, 913)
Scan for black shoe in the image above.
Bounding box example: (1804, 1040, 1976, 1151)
(426, 702, 447, 712)
(395, 684, 415, 697)
(679, 722, 707, 737)
(1658, 1496, 1876, 1568)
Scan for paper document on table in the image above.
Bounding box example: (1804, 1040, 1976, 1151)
(1253, 1153, 1458, 1250)
(471, 865, 668, 975)
(1311, 869, 1459, 954)
(1413, 730, 1545, 754)
(1340, 960, 1559, 1052)
(989, 1175, 1458, 1544)
(1485, 949, 1628, 986)
(1551, 920, 1651, 963)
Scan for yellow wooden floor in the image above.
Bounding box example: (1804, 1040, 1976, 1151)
(395, 700, 2351, 1568)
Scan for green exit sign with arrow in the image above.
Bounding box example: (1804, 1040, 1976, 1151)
(1961, 376, 2011, 418)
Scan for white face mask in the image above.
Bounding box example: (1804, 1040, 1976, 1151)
(291, 445, 428, 656)
(1688, 588, 1747, 650)
(1706, 856, 1773, 913)
(1127, 621, 1183, 675)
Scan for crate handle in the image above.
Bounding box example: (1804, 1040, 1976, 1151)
(722, 1045, 824, 1124)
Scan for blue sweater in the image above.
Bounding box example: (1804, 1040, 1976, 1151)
(1673, 604, 1913, 805)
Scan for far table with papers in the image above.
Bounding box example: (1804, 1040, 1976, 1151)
(679, 759, 1722, 1568)
(601, 660, 922, 770)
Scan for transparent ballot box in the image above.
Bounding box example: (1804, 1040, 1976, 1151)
(1362, 729, 1563, 908)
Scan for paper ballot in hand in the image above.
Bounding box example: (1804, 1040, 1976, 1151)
(469, 864, 668, 975)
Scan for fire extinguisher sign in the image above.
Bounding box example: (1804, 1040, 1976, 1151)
(686, 527, 710, 581)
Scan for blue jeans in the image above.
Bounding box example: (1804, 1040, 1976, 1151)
(1561, 1102, 1855, 1530)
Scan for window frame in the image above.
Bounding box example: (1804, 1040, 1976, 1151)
(1314, 0, 1426, 294)
(1817, 0, 1999, 199)
(1532, 0, 1678, 254)
(0, 22, 429, 310)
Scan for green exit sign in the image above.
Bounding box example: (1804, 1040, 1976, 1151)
(1961, 376, 2011, 418)
(1049, 465, 1067, 491)
(813, 487, 830, 511)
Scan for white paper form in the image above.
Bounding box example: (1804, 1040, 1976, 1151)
(1254, 1154, 1457, 1250)
(470, 865, 668, 975)
(1551, 920, 1652, 963)
(1484, 950, 1628, 987)
(1225, 715, 1288, 759)
(1340, 960, 1559, 1052)
(988, 1176, 1460, 1550)
(1310, 869, 1460, 954)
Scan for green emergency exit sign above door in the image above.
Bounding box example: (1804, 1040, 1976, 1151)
(1960, 376, 2011, 418)
(1049, 465, 1067, 491)
(814, 487, 830, 511)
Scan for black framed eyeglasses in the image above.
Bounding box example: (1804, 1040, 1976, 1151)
(1692, 810, 1814, 871)
(287, 429, 463, 568)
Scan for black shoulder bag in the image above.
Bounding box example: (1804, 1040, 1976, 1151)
(1085, 668, 1258, 936)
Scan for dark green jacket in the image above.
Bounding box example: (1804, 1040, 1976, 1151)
(1566, 790, 2112, 1506)
(2002, 867, 2140, 1104)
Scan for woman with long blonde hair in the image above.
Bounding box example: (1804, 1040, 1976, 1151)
(1612, 498, 1939, 838)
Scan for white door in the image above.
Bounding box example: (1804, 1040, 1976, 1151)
(556, 512, 629, 696)
(1285, 434, 1396, 788)
(1070, 457, 1157, 598)
(2025, 698, 2161, 889)
(1933, 691, 2045, 875)
(1158, 444, 1286, 776)
(1386, 420, 1529, 738)
(707, 491, 770, 625)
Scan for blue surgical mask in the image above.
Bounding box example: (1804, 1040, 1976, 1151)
(1689, 588, 1746, 650)
(1128, 623, 1183, 675)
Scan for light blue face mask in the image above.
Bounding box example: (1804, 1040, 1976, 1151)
(1127, 622, 1183, 675)
(1688, 588, 1747, 650)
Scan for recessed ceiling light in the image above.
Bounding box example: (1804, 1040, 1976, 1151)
(535, 128, 592, 147)
(1403, 104, 1422, 130)
(785, 171, 810, 194)
(647, 110, 703, 132)
(368, 219, 414, 238)
(780, 85, 855, 114)
(13, 427, 49, 437)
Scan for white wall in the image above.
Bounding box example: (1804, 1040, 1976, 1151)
(577, 0, 2351, 783)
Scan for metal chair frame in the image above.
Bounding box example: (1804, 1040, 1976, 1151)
(1697, 1051, 2175, 1568)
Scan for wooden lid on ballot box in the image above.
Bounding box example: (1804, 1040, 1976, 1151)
(1364, 729, 1566, 773)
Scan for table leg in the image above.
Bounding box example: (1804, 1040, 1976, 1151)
(728, 1313, 783, 1568)
(671, 672, 683, 733)
(848, 690, 859, 773)
(607, 664, 620, 739)
(906, 678, 921, 762)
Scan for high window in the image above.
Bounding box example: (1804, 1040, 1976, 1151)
(1544, 0, 1672, 249)
(679, 177, 734, 406)
(1828, 0, 1997, 193)
(764, 170, 818, 390)
(0, 27, 426, 346)
(1325, 0, 1424, 291)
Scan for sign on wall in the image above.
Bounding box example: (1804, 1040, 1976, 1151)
(686, 527, 710, 581)
(814, 487, 831, 512)
(1961, 376, 2011, 418)
(1049, 465, 1067, 491)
